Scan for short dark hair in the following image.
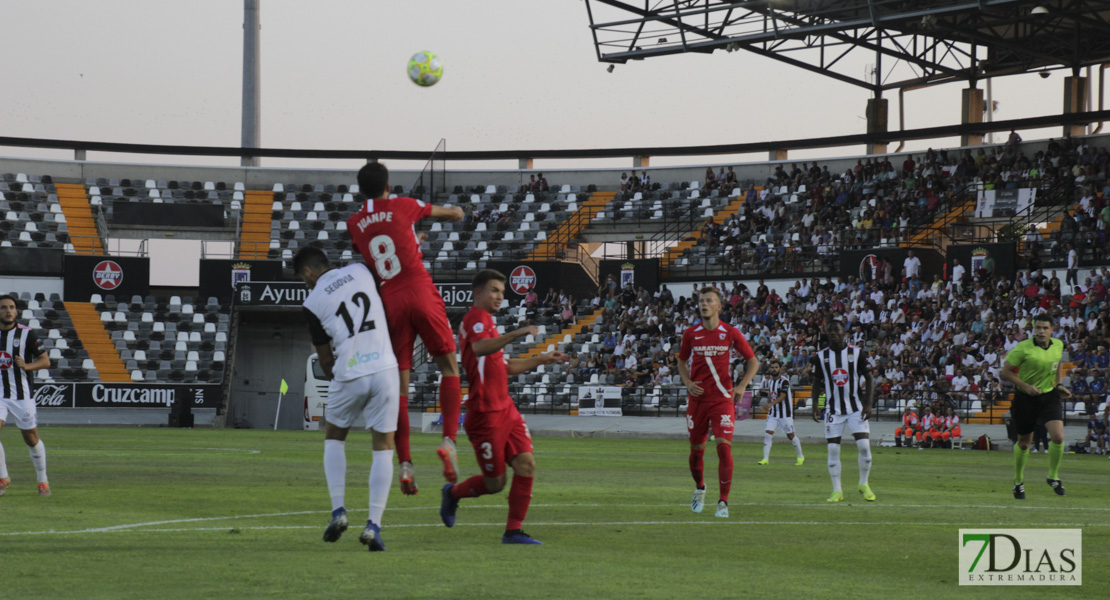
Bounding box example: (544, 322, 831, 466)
(699, 286, 723, 303)
(1033, 313, 1054, 327)
(826, 320, 846, 333)
(473, 269, 507, 289)
(292, 246, 330, 274)
(357, 162, 390, 198)
(0, 294, 17, 307)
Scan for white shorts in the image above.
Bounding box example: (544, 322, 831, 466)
(824, 410, 869, 439)
(765, 415, 795, 435)
(324, 369, 400, 432)
(0, 396, 38, 430)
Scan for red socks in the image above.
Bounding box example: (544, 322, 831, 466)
(395, 395, 411, 463)
(440, 376, 462, 441)
(506, 475, 534, 531)
(717, 443, 733, 502)
(451, 475, 489, 499)
(689, 448, 705, 488)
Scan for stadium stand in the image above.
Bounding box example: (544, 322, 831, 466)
(4, 133, 1108, 425)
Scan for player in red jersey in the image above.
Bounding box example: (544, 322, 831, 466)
(439, 269, 566, 544)
(677, 286, 759, 518)
(348, 162, 465, 495)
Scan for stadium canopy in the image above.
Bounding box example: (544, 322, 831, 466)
(583, 0, 1110, 92)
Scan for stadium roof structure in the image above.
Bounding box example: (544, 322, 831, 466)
(583, 0, 1110, 92)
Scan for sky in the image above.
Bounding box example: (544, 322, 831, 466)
(0, 0, 1079, 173)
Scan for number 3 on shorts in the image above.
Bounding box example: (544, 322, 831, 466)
(369, 234, 401, 280)
(480, 442, 493, 460)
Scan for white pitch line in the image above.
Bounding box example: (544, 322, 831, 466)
(7, 519, 1109, 536)
(2, 500, 1106, 537)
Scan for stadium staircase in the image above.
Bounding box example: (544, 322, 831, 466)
(55, 184, 103, 255)
(900, 195, 977, 248)
(660, 194, 747, 270)
(237, 190, 273, 259)
(527, 192, 615, 261)
(64, 302, 130, 382)
(521, 308, 606, 359)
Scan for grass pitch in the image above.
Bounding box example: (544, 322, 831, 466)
(0, 427, 1106, 599)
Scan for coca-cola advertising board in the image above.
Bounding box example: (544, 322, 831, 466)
(33, 383, 221, 408)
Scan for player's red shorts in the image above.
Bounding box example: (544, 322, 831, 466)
(464, 406, 533, 478)
(380, 284, 456, 370)
(686, 397, 735, 444)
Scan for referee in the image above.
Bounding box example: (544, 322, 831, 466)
(1000, 313, 1072, 500)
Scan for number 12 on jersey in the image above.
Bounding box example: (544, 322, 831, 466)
(335, 291, 377, 338)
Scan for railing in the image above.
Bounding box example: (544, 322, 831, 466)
(66, 235, 148, 257)
(404, 382, 1089, 429)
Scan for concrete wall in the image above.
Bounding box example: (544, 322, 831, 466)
(3, 275, 65, 298)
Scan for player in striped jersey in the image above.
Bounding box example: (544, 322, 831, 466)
(677, 287, 759, 518)
(757, 360, 804, 466)
(810, 321, 875, 503)
(0, 294, 52, 497)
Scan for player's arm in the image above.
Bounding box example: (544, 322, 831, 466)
(765, 389, 787, 409)
(1000, 354, 1040, 396)
(303, 308, 334, 380)
(315, 344, 336, 381)
(809, 367, 825, 422)
(676, 359, 703, 396)
(15, 352, 49, 372)
(429, 205, 464, 222)
(508, 351, 568, 375)
(471, 325, 538, 357)
(861, 352, 874, 420)
(733, 356, 760, 401)
(731, 331, 759, 400)
(1054, 358, 1073, 399)
(15, 332, 49, 371)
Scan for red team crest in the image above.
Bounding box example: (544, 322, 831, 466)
(0, 350, 11, 369)
(509, 266, 537, 294)
(832, 368, 849, 386)
(93, 260, 124, 290)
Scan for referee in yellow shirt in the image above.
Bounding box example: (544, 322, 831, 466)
(1000, 314, 1073, 500)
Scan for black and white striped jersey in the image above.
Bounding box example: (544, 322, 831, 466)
(0, 324, 43, 400)
(766, 375, 793, 418)
(810, 345, 868, 416)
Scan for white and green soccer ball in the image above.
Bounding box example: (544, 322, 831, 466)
(408, 51, 443, 87)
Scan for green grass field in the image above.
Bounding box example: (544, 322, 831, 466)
(0, 427, 1106, 599)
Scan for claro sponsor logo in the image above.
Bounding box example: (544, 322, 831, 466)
(347, 351, 382, 368)
(34, 384, 70, 407)
(92, 384, 177, 406)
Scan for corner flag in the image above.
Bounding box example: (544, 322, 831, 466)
(280, 379, 289, 395)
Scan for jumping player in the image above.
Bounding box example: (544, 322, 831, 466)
(0, 294, 51, 497)
(440, 269, 567, 544)
(348, 161, 465, 494)
(677, 286, 760, 518)
(757, 360, 804, 466)
(296, 247, 399, 551)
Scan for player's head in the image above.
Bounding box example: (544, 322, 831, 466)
(698, 286, 722, 320)
(768, 360, 780, 376)
(1033, 313, 1054, 344)
(473, 269, 507, 313)
(825, 320, 847, 349)
(357, 161, 390, 199)
(292, 246, 331, 289)
(0, 294, 17, 325)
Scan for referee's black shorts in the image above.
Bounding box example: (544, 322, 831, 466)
(1011, 389, 1064, 436)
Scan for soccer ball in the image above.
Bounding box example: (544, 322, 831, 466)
(408, 52, 443, 87)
